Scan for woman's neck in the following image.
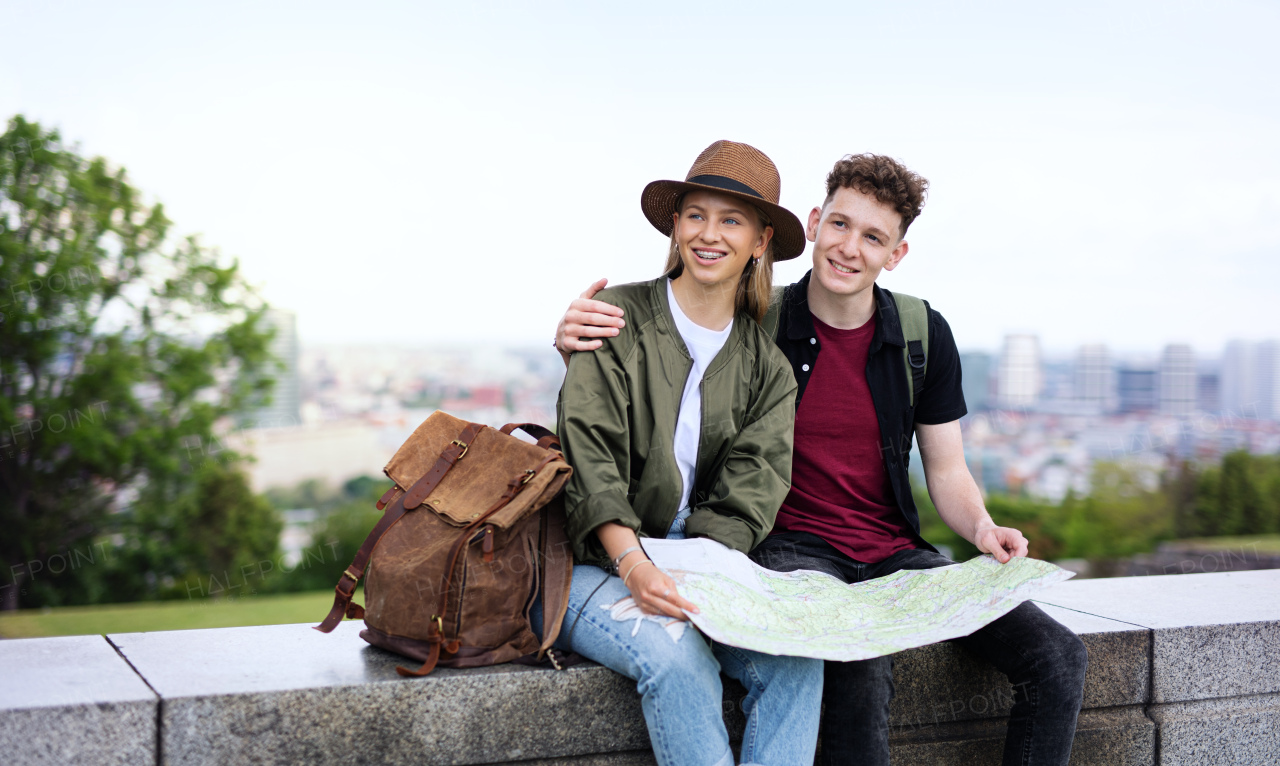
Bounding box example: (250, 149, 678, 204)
(670, 273, 735, 331)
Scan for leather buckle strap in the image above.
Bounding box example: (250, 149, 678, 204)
(375, 485, 399, 511)
(404, 422, 486, 510)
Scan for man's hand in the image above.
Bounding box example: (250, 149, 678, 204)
(973, 523, 1029, 563)
(555, 278, 626, 365)
(624, 558, 699, 620)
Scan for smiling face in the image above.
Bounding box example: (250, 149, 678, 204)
(671, 190, 773, 290)
(807, 186, 909, 300)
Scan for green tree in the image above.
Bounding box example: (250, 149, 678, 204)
(0, 115, 276, 609)
(1060, 462, 1172, 559)
(263, 478, 343, 512)
(1217, 451, 1256, 535)
(265, 476, 387, 594)
(103, 460, 282, 601)
(1167, 459, 1199, 538)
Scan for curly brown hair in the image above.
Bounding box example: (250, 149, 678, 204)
(825, 154, 929, 238)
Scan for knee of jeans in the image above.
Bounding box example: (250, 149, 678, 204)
(785, 655, 825, 690)
(634, 637, 719, 695)
(1060, 633, 1089, 685)
(1035, 631, 1088, 697)
(825, 657, 893, 702)
(739, 651, 824, 693)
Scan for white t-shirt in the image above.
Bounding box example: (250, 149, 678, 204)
(666, 279, 733, 527)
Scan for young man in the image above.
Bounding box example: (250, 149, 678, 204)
(555, 153, 1087, 766)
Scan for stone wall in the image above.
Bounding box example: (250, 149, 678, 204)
(2, 569, 1278, 765)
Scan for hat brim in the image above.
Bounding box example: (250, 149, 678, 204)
(640, 180, 807, 262)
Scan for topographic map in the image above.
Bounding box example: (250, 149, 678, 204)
(642, 538, 1074, 660)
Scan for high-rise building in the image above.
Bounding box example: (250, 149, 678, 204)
(1259, 341, 1280, 421)
(1159, 344, 1197, 416)
(960, 351, 992, 412)
(249, 308, 302, 428)
(1221, 341, 1256, 418)
(1074, 344, 1115, 413)
(1220, 340, 1280, 420)
(997, 334, 1041, 409)
(1118, 364, 1157, 414)
(1197, 370, 1221, 415)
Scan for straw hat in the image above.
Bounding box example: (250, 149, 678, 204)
(640, 140, 805, 261)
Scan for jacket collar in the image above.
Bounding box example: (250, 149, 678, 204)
(783, 271, 905, 353)
(651, 276, 744, 376)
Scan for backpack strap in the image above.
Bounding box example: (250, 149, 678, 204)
(500, 422, 561, 450)
(536, 495, 573, 663)
(760, 285, 786, 337)
(891, 292, 929, 408)
(314, 421, 485, 634)
(500, 423, 572, 663)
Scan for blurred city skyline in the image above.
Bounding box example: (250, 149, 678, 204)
(2, 1, 1277, 354)
(233, 309, 1277, 502)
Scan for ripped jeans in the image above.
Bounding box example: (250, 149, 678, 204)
(531, 564, 822, 766)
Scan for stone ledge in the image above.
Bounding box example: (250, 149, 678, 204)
(3, 570, 1279, 765)
(888, 705, 1155, 766)
(0, 635, 158, 766)
(111, 622, 650, 766)
(99, 603, 1156, 765)
(1148, 693, 1280, 766)
(1035, 570, 1280, 703)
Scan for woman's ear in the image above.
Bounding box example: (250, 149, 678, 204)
(755, 225, 775, 258)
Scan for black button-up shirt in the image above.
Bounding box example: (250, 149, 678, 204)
(772, 271, 968, 545)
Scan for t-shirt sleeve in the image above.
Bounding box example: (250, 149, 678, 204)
(914, 306, 968, 425)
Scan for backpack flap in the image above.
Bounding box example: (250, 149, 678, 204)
(383, 411, 572, 530)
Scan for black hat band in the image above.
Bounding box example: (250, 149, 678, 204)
(686, 174, 764, 200)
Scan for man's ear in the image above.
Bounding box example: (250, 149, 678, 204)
(884, 240, 909, 271)
(806, 206, 822, 242)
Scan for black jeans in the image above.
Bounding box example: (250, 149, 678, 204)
(750, 531, 1088, 766)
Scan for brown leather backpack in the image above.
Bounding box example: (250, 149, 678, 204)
(315, 411, 574, 677)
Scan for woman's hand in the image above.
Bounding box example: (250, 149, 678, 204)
(622, 558, 699, 621)
(555, 278, 626, 364)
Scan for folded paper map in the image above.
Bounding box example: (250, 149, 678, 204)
(642, 538, 1074, 660)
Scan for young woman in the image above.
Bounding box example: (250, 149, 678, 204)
(537, 141, 822, 766)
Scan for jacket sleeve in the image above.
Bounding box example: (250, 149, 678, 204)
(556, 336, 639, 564)
(685, 344, 797, 553)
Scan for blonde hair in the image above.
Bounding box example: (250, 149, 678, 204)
(662, 201, 776, 324)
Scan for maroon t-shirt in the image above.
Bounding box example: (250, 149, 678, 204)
(774, 313, 919, 563)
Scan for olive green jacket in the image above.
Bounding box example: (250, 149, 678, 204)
(556, 277, 798, 568)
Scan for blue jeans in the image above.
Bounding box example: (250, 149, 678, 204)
(751, 532, 1088, 766)
(533, 564, 822, 766)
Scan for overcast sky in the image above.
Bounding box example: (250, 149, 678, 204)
(3, 0, 1277, 355)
